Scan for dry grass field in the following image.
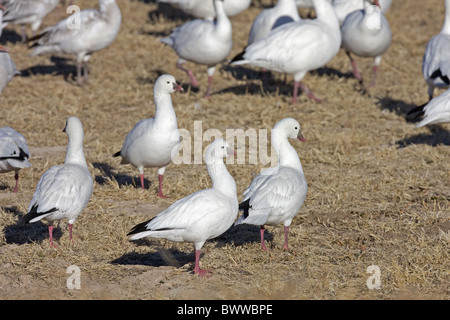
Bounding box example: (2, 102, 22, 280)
(0, 0, 449, 300)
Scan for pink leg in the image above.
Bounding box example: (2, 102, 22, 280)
(176, 63, 198, 87)
(68, 224, 73, 241)
(282, 226, 290, 250)
(346, 51, 362, 82)
(13, 172, 19, 193)
(157, 174, 168, 198)
(139, 173, 145, 191)
(204, 75, 213, 98)
(193, 249, 211, 277)
(298, 81, 324, 103)
(48, 225, 57, 248)
(370, 65, 378, 87)
(260, 226, 268, 251)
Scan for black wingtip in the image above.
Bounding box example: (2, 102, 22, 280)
(229, 49, 246, 64)
(430, 68, 450, 85)
(238, 198, 251, 219)
(406, 102, 427, 121)
(127, 217, 154, 236)
(22, 206, 58, 224)
(113, 150, 121, 158)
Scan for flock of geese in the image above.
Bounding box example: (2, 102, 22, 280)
(0, 0, 449, 276)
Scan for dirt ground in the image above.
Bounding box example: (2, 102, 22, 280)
(0, 0, 449, 300)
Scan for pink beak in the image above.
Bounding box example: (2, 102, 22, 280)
(173, 82, 184, 92)
(0, 45, 9, 53)
(227, 147, 237, 157)
(297, 132, 306, 142)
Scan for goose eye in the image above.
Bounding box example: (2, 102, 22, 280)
(295, 127, 298, 130)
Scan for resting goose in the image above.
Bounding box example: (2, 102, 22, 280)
(29, 0, 121, 85)
(114, 74, 183, 198)
(128, 138, 238, 277)
(23, 116, 93, 248)
(0, 126, 31, 193)
(247, 0, 301, 46)
(157, 0, 251, 20)
(160, 0, 232, 98)
(235, 118, 307, 251)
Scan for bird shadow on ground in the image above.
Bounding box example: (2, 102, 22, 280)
(376, 97, 450, 146)
(0, 29, 23, 45)
(376, 96, 426, 121)
(1, 206, 62, 245)
(20, 56, 78, 83)
(397, 126, 450, 147)
(111, 225, 273, 268)
(222, 64, 363, 98)
(111, 245, 193, 268)
(93, 162, 152, 190)
(146, 2, 195, 24)
(216, 224, 274, 248)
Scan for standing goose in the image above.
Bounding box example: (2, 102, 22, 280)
(128, 138, 238, 277)
(235, 118, 307, 251)
(231, 0, 340, 104)
(160, 0, 232, 98)
(0, 126, 31, 193)
(29, 0, 121, 85)
(0, 0, 58, 42)
(422, 0, 450, 100)
(23, 116, 93, 248)
(114, 74, 183, 198)
(0, 45, 20, 94)
(340, 0, 391, 86)
(157, 0, 251, 20)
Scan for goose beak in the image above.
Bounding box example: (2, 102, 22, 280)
(0, 5, 6, 11)
(0, 45, 9, 53)
(297, 132, 306, 142)
(173, 82, 184, 92)
(227, 147, 236, 157)
(373, 0, 381, 8)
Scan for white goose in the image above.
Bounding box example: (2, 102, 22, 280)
(340, 0, 391, 86)
(247, 0, 301, 46)
(160, 0, 232, 98)
(333, 0, 392, 25)
(114, 75, 183, 198)
(29, 0, 121, 85)
(23, 116, 93, 248)
(235, 118, 308, 251)
(0, 126, 31, 193)
(0, 0, 58, 42)
(235, 118, 307, 251)
(231, 0, 341, 104)
(128, 138, 238, 277)
(157, 0, 251, 20)
(423, 0, 450, 100)
(414, 88, 450, 128)
(0, 45, 20, 94)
